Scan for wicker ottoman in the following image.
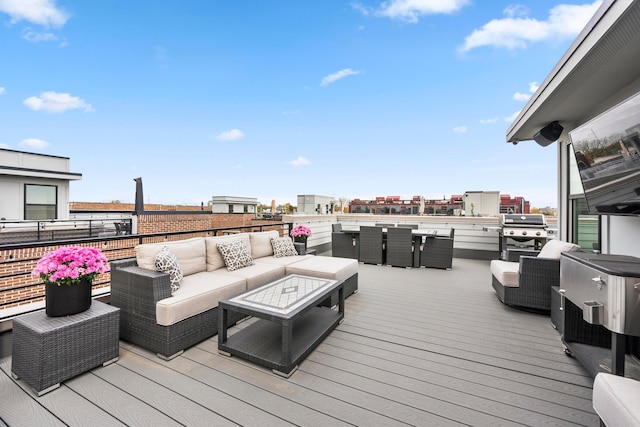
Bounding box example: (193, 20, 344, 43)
(11, 301, 120, 395)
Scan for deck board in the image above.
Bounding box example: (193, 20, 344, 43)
(0, 258, 601, 426)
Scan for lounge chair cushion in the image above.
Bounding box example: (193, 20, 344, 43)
(217, 239, 255, 271)
(249, 231, 280, 258)
(136, 237, 206, 276)
(256, 254, 314, 267)
(271, 237, 298, 258)
(593, 373, 640, 426)
(154, 246, 183, 293)
(156, 271, 246, 326)
(538, 239, 581, 259)
(205, 234, 251, 271)
(490, 260, 520, 287)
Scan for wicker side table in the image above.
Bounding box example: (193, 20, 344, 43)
(11, 300, 120, 396)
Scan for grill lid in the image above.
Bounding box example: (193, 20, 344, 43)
(500, 214, 547, 227)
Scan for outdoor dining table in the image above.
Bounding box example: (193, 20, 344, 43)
(339, 227, 438, 267)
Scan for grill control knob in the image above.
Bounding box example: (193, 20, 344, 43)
(536, 231, 541, 236)
(509, 230, 514, 235)
(522, 231, 527, 236)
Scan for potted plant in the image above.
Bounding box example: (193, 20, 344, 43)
(32, 246, 110, 317)
(290, 225, 312, 252)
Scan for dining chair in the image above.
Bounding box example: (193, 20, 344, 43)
(331, 231, 358, 259)
(358, 226, 385, 265)
(385, 227, 414, 268)
(332, 223, 343, 232)
(420, 228, 454, 269)
(397, 224, 418, 229)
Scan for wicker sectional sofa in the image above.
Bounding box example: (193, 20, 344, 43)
(110, 231, 358, 359)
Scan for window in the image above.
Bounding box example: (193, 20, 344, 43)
(25, 184, 57, 220)
(568, 144, 599, 251)
(228, 205, 234, 213)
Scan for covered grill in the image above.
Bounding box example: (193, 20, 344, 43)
(499, 213, 548, 255)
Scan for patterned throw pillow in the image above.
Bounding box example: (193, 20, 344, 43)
(271, 237, 298, 258)
(155, 246, 183, 293)
(216, 239, 255, 271)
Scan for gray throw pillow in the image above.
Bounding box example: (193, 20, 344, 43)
(271, 237, 298, 258)
(217, 239, 255, 271)
(155, 246, 183, 293)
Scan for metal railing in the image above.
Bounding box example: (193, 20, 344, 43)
(0, 218, 134, 244)
(0, 222, 293, 318)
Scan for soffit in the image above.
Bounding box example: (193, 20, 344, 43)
(507, 0, 640, 143)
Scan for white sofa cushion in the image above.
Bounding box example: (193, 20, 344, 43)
(156, 271, 246, 326)
(249, 230, 279, 258)
(285, 256, 358, 282)
(223, 262, 285, 290)
(593, 373, 640, 426)
(256, 254, 314, 267)
(538, 239, 581, 259)
(205, 234, 251, 271)
(490, 260, 520, 287)
(136, 237, 206, 276)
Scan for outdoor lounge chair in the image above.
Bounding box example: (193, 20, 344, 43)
(490, 239, 581, 311)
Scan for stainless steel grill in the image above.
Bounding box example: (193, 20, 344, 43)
(499, 214, 548, 255)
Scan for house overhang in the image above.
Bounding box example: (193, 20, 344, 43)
(507, 0, 640, 144)
(0, 165, 82, 181)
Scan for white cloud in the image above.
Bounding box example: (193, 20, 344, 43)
(505, 110, 521, 122)
(320, 68, 360, 87)
(513, 81, 540, 102)
(459, 1, 602, 52)
(453, 126, 467, 134)
(0, 0, 69, 27)
(20, 138, 49, 149)
(23, 91, 94, 113)
(480, 117, 498, 124)
(353, 0, 471, 23)
(211, 128, 245, 141)
(0, 87, 5, 94)
(289, 156, 310, 167)
(22, 28, 58, 43)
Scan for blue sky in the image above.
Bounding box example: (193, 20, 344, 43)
(0, 0, 602, 208)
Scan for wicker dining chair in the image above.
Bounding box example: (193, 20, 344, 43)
(358, 226, 385, 265)
(385, 227, 414, 268)
(420, 228, 454, 270)
(331, 231, 358, 259)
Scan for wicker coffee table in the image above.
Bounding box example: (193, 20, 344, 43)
(218, 274, 344, 377)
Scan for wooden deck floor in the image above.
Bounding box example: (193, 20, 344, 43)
(0, 258, 599, 426)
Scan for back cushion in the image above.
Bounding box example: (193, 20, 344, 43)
(538, 239, 581, 259)
(205, 234, 251, 271)
(249, 230, 280, 259)
(135, 237, 206, 275)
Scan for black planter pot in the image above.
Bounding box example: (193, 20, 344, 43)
(294, 236, 308, 252)
(45, 278, 92, 317)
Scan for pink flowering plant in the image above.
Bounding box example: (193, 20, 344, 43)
(290, 225, 312, 239)
(32, 246, 110, 286)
